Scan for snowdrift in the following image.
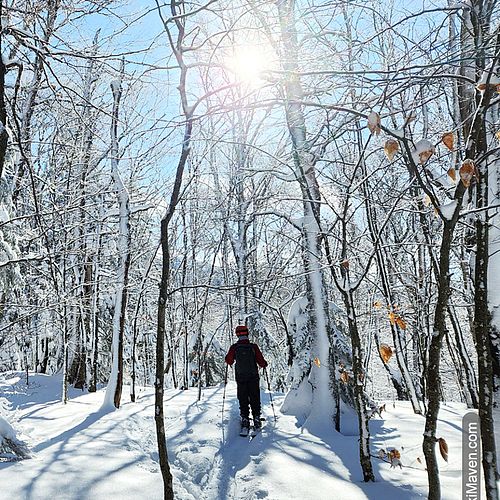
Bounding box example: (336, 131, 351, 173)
(0, 372, 475, 499)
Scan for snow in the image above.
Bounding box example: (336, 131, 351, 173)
(439, 201, 458, 221)
(477, 67, 500, 88)
(411, 139, 435, 165)
(1, 54, 19, 66)
(391, 129, 405, 139)
(0, 415, 16, 441)
(110, 79, 121, 95)
(488, 157, 500, 327)
(367, 112, 379, 127)
(0, 204, 9, 223)
(0, 372, 476, 499)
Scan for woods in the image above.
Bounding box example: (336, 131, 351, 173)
(0, 1, 499, 499)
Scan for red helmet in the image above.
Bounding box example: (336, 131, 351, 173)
(235, 325, 249, 336)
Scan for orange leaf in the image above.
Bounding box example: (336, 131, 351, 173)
(373, 300, 382, 309)
(459, 159, 475, 188)
(384, 139, 399, 161)
(396, 317, 407, 330)
(313, 357, 321, 368)
(442, 132, 454, 151)
(419, 149, 434, 164)
(413, 139, 435, 164)
(388, 311, 397, 326)
(496, 130, 500, 143)
(379, 344, 393, 364)
(438, 438, 448, 462)
(340, 371, 349, 384)
(447, 168, 457, 182)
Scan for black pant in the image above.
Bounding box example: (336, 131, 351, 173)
(237, 377, 261, 420)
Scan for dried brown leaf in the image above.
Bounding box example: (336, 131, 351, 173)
(459, 159, 475, 188)
(438, 437, 448, 462)
(442, 132, 454, 151)
(379, 344, 393, 364)
(396, 317, 407, 330)
(367, 112, 381, 135)
(419, 149, 434, 164)
(388, 311, 397, 326)
(384, 139, 399, 161)
(447, 168, 457, 182)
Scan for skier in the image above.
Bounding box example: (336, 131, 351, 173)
(225, 325, 268, 436)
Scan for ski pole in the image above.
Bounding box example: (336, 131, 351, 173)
(221, 364, 228, 443)
(264, 368, 277, 422)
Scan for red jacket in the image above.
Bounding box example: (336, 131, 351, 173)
(225, 339, 268, 368)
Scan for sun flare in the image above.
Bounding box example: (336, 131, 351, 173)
(227, 45, 271, 85)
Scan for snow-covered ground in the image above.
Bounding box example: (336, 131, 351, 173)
(0, 372, 474, 499)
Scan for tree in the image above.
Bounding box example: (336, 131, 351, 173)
(102, 60, 131, 410)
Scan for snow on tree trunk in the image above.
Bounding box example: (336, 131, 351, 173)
(489, 133, 500, 431)
(276, 0, 340, 426)
(342, 285, 375, 482)
(0, 24, 8, 179)
(474, 86, 499, 500)
(422, 220, 458, 500)
(281, 296, 313, 416)
(459, 1, 500, 495)
(102, 62, 131, 411)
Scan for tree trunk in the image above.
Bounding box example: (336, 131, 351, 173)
(276, 0, 338, 423)
(472, 85, 499, 500)
(361, 143, 421, 412)
(342, 283, 375, 482)
(422, 221, 455, 500)
(102, 61, 131, 410)
(156, 218, 175, 500)
(0, 13, 8, 179)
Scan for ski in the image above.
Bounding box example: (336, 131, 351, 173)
(249, 427, 261, 438)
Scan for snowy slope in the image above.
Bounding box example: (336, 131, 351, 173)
(0, 372, 471, 499)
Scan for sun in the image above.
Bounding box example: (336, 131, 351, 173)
(227, 45, 270, 85)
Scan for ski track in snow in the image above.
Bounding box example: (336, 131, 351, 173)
(0, 372, 476, 499)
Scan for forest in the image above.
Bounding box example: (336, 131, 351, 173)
(0, 1, 499, 499)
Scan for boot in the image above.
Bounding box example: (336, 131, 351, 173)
(240, 417, 250, 436)
(253, 415, 262, 430)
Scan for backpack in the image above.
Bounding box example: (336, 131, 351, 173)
(234, 343, 259, 382)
